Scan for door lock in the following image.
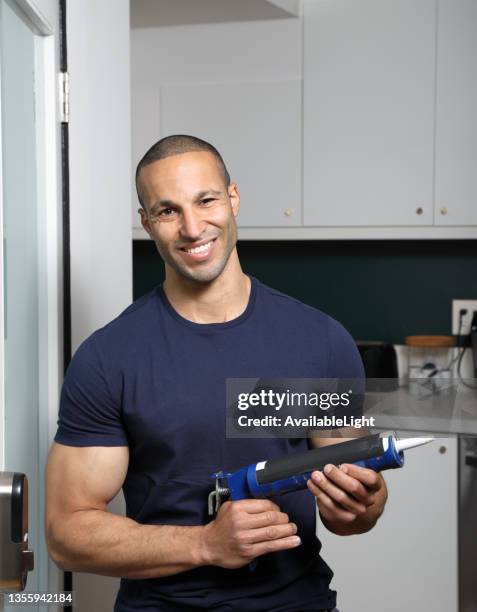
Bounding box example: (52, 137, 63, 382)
(0, 472, 34, 592)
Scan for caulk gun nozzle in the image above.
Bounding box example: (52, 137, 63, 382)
(394, 437, 434, 453)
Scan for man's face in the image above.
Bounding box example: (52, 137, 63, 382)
(138, 151, 240, 284)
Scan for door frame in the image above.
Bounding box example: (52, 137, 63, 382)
(0, 0, 63, 601)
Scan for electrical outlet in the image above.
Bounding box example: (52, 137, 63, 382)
(452, 299, 477, 335)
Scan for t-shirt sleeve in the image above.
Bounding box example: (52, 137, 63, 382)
(54, 334, 129, 447)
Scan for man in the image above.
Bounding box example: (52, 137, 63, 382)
(46, 135, 387, 611)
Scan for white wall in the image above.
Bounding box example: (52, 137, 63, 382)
(68, 0, 132, 350)
(67, 0, 132, 609)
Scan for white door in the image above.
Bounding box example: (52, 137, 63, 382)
(0, 0, 62, 609)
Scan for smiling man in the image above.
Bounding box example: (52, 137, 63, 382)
(46, 135, 387, 612)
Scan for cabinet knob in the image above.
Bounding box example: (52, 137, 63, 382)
(439, 445, 447, 454)
(416, 207, 423, 215)
(440, 207, 448, 215)
(284, 208, 294, 217)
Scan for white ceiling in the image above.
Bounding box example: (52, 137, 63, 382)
(130, 0, 298, 29)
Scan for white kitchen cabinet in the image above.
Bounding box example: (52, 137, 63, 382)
(160, 79, 302, 228)
(130, 14, 303, 237)
(435, 0, 477, 226)
(131, 78, 302, 231)
(303, 0, 436, 228)
(318, 435, 458, 612)
(131, 0, 477, 240)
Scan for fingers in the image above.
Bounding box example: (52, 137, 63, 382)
(249, 535, 302, 558)
(232, 499, 300, 547)
(219, 499, 296, 532)
(241, 509, 291, 530)
(209, 499, 302, 568)
(340, 463, 382, 492)
(315, 469, 368, 511)
(241, 521, 298, 545)
(227, 501, 297, 538)
(224, 499, 301, 560)
(306, 463, 382, 525)
(307, 477, 358, 523)
(307, 475, 365, 518)
(311, 464, 379, 505)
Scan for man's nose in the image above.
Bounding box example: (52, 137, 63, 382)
(180, 208, 204, 240)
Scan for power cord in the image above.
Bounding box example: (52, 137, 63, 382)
(446, 308, 465, 370)
(454, 308, 477, 390)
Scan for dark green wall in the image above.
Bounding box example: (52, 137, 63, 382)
(133, 240, 477, 345)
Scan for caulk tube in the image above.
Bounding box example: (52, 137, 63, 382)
(224, 433, 434, 501)
(353, 436, 435, 471)
(256, 434, 385, 485)
(226, 433, 393, 501)
(352, 434, 403, 471)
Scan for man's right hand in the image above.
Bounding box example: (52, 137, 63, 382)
(200, 499, 301, 569)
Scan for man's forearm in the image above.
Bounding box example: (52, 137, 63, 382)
(320, 474, 388, 536)
(48, 509, 208, 579)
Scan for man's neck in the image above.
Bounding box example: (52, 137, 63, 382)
(163, 256, 251, 324)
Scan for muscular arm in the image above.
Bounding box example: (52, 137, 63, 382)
(45, 443, 208, 578)
(308, 428, 388, 536)
(45, 443, 299, 578)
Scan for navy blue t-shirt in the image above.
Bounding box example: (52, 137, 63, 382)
(55, 276, 364, 612)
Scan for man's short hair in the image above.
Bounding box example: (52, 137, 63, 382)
(135, 134, 231, 209)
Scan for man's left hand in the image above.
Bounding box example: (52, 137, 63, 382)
(307, 463, 387, 535)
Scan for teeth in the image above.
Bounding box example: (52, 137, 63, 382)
(185, 241, 213, 254)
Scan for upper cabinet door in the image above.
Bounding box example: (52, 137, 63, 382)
(160, 79, 302, 228)
(303, 0, 436, 227)
(435, 0, 477, 226)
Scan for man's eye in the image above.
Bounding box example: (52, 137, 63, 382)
(158, 208, 175, 216)
(200, 198, 216, 205)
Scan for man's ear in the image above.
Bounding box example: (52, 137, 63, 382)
(139, 207, 153, 238)
(228, 182, 240, 217)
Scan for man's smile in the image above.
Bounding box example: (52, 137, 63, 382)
(179, 237, 217, 260)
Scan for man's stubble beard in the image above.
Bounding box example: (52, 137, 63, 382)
(156, 218, 238, 284)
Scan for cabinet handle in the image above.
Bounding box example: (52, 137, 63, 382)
(284, 208, 294, 217)
(440, 207, 448, 215)
(439, 445, 447, 454)
(416, 207, 423, 215)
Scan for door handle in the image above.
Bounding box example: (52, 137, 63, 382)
(0, 472, 34, 592)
